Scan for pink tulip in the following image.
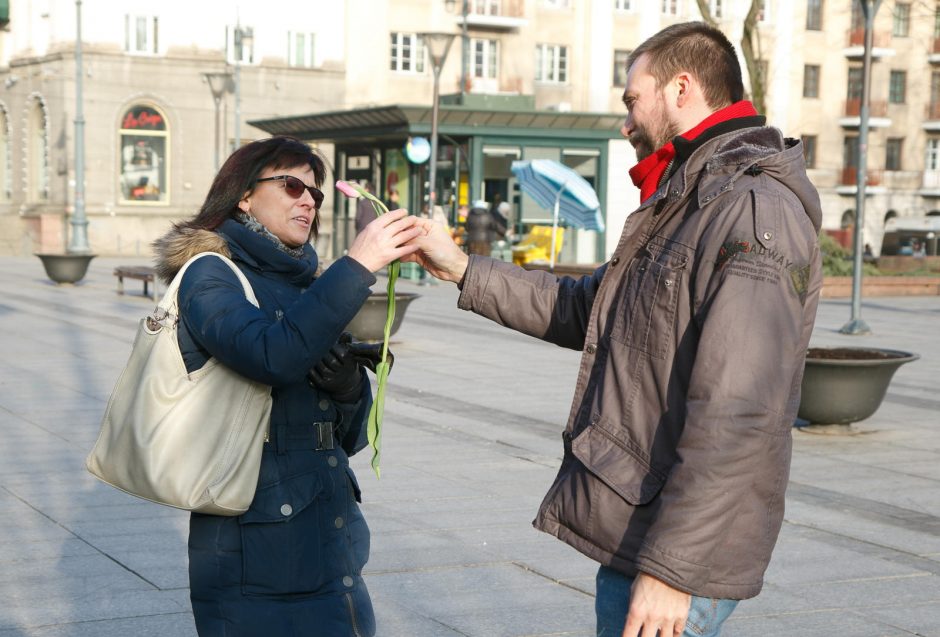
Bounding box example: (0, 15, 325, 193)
(335, 180, 361, 199)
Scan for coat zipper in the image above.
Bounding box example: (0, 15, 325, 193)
(345, 591, 363, 637)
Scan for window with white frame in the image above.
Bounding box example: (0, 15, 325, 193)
(893, 3, 910, 37)
(615, 0, 632, 10)
(119, 104, 169, 204)
(390, 33, 426, 73)
(535, 44, 568, 83)
(288, 32, 316, 68)
(926, 138, 940, 171)
(125, 15, 158, 54)
(710, 0, 722, 18)
(543, 0, 570, 7)
(472, 38, 498, 79)
(226, 26, 255, 64)
(662, 0, 679, 15)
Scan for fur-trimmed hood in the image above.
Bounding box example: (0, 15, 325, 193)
(152, 225, 231, 284)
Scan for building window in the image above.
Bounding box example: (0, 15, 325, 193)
(125, 15, 158, 54)
(927, 138, 940, 171)
(803, 64, 820, 98)
(802, 135, 817, 169)
(613, 49, 631, 86)
(885, 137, 903, 171)
(26, 96, 49, 202)
(288, 32, 315, 68)
(615, 0, 633, 10)
(711, 0, 722, 17)
(390, 33, 426, 73)
(471, 0, 501, 14)
(662, 0, 679, 15)
(535, 44, 568, 83)
(119, 105, 169, 204)
(226, 26, 255, 64)
(543, 0, 570, 7)
(471, 38, 499, 79)
(843, 135, 859, 170)
(935, 5, 940, 39)
(889, 70, 906, 104)
(893, 3, 910, 37)
(847, 66, 863, 101)
(0, 106, 9, 201)
(806, 0, 823, 30)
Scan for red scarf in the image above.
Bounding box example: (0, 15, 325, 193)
(629, 101, 759, 202)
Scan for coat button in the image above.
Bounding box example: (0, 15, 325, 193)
(343, 576, 354, 587)
(611, 257, 620, 266)
(335, 516, 344, 529)
(318, 399, 330, 410)
(763, 231, 773, 241)
(280, 504, 293, 516)
(585, 343, 597, 354)
(328, 456, 338, 467)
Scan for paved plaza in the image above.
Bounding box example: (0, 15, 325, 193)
(0, 254, 938, 636)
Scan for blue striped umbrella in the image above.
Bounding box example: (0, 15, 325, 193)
(511, 159, 604, 270)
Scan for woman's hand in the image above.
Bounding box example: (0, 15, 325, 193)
(347, 209, 423, 272)
(402, 217, 470, 284)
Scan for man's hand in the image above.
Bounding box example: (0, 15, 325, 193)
(623, 572, 691, 637)
(402, 217, 469, 284)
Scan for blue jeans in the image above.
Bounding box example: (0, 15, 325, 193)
(595, 565, 738, 637)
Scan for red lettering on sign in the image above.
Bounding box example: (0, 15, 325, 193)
(122, 109, 164, 130)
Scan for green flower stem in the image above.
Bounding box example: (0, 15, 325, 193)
(355, 188, 395, 478)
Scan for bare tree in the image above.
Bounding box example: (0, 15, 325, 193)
(694, 0, 766, 114)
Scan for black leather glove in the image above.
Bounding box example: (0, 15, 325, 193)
(308, 333, 363, 403)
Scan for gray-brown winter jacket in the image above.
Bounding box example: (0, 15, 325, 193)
(457, 126, 822, 599)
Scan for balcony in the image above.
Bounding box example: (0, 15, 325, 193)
(836, 167, 886, 195)
(930, 38, 940, 64)
(921, 170, 940, 196)
(458, 0, 527, 30)
(925, 103, 940, 131)
(843, 29, 895, 59)
(838, 99, 891, 128)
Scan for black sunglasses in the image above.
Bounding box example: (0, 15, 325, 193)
(255, 175, 324, 209)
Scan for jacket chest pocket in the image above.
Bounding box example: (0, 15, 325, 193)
(609, 238, 689, 360)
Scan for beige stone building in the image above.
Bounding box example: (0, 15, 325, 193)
(1, 0, 937, 259)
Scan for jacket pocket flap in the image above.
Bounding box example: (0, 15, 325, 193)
(571, 425, 666, 505)
(239, 469, 324, 524)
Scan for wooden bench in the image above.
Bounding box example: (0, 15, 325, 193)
(114, 266, 158, 301)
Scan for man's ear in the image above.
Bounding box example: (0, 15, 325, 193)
(674, 72, 693, 106)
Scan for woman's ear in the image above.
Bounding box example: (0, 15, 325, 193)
(237, 193, 251, 214)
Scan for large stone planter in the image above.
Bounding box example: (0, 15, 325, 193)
(346, 292, 419, 342)
(35, 253, 97, 284)
(798, 347, 919, 426)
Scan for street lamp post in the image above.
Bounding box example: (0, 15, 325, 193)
(69, 0, 90, 253)
(840, 0, 882, 336)
(445, 0, 469, 102)
(204, 72, 233, 172)
(232, 24, 253, 152)
(418, 32, 455, 214)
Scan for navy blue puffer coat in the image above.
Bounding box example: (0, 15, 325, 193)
(156, 219, 377, 636)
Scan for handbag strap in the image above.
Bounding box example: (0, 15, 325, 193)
(157, 252, 259, 319)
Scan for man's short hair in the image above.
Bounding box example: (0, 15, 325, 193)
(626, 22, 744, 109)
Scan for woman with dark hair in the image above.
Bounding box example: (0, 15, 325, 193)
(153, 136, 421, 636)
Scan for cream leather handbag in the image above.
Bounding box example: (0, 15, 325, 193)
(86, 252, 272, 516)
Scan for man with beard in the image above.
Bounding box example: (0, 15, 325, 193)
(407, 21, 822, 637)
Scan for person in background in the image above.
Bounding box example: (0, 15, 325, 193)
(152, 136, 421, 636)
(406, 21, 822, 637)
(354, 181, 378, 235)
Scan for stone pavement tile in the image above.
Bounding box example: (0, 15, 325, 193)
(0, 611, 196, 637)
(783, 499, 940, 556)
(763, 525, 923, 586)
(723, 609, 909, 637)
(793, 572, 940, 609)
(366, 562, 590, 617)
(369, 598, 467, 637)
(0, 537, 97, 563)
(65, 515, 188, 542)
(436, 603, 594, 637)
(865, 600, 940, 636)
